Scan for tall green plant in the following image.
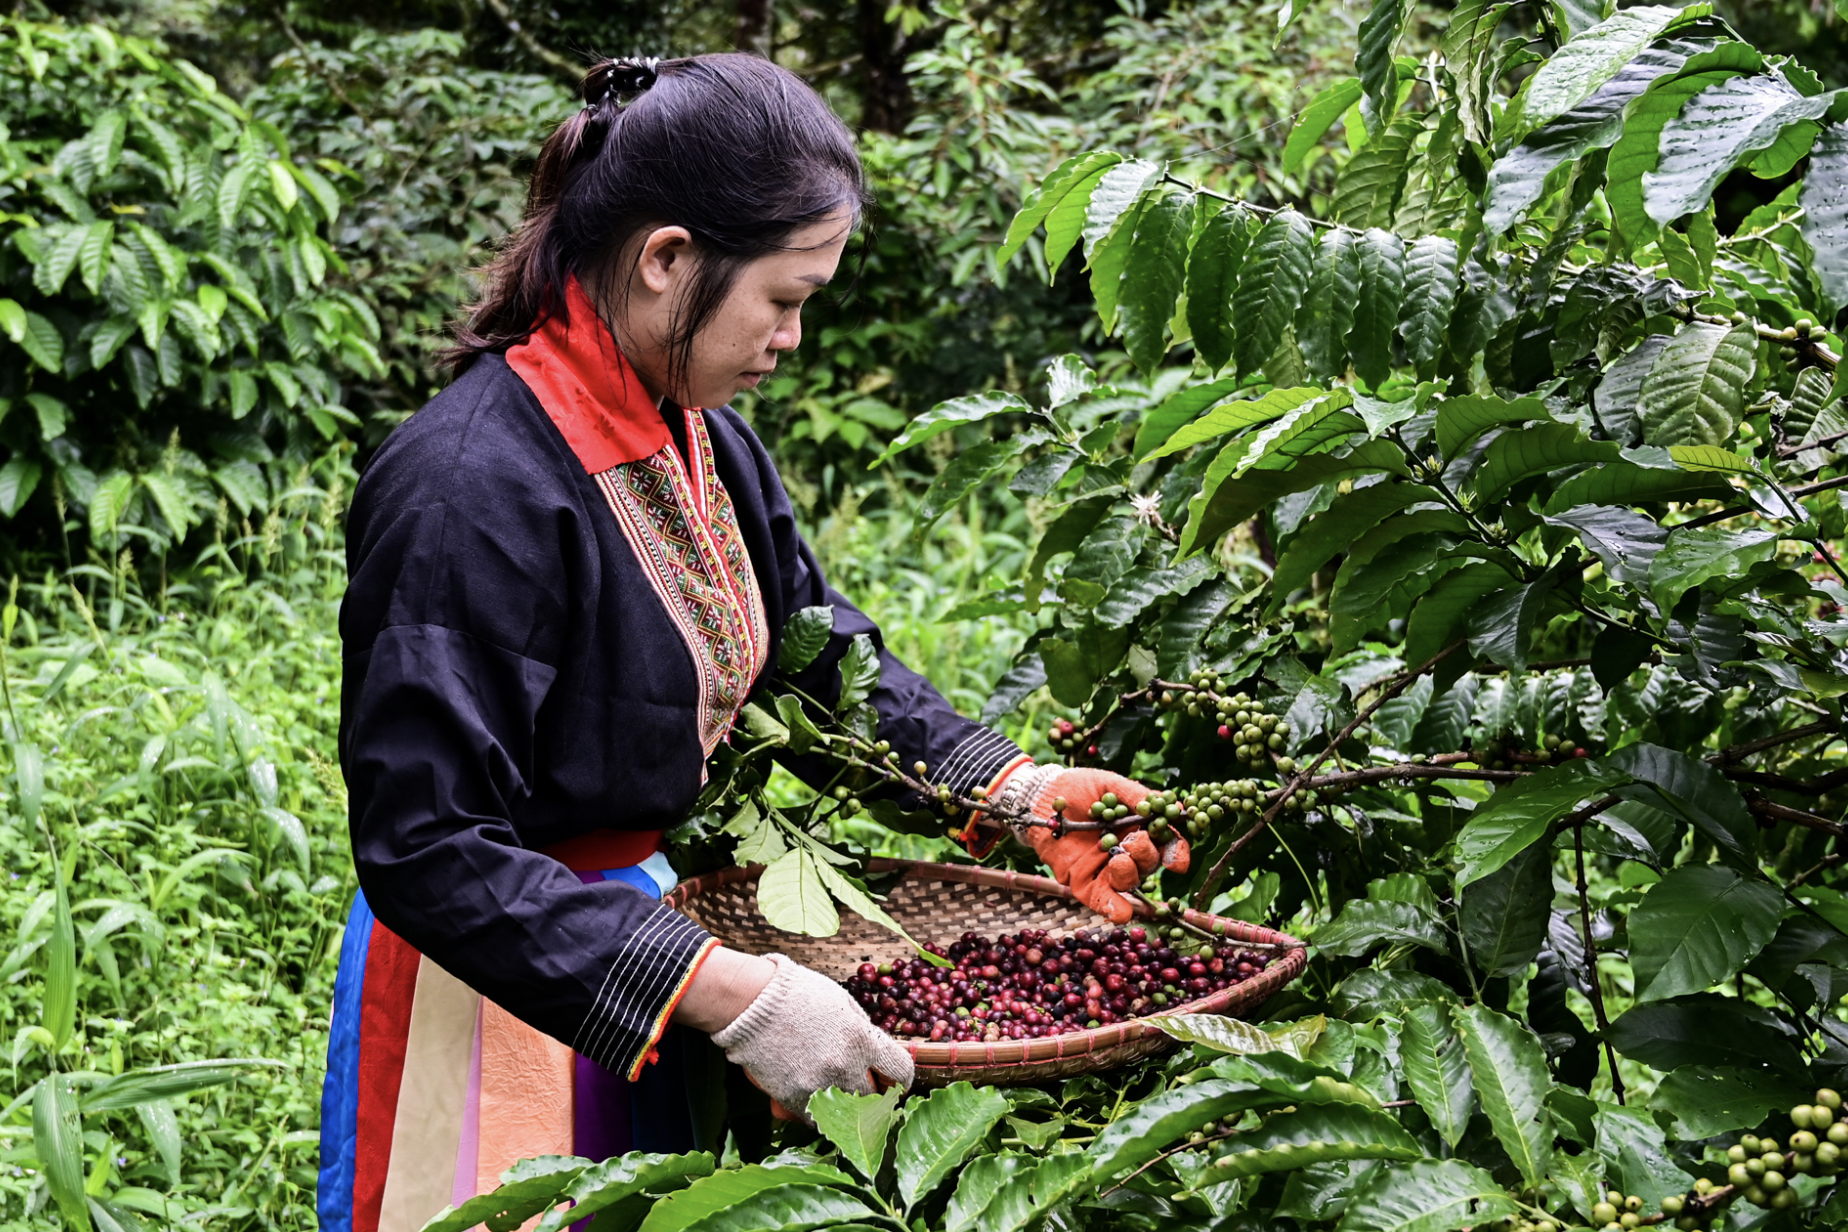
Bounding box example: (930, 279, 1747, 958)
(0, 18, 380, 561)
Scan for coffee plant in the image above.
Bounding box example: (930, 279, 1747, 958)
(0, 18, 381, 561)
(448, 2, 1848, 1230)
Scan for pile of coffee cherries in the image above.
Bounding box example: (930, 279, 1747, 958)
(841, 926, 1276, 1044)
(1721, 1089, 1848, 1208)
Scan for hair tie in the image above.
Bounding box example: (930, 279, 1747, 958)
(583, 57, 660, 110)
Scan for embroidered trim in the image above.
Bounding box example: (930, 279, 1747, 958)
(592, 410, 771, 761)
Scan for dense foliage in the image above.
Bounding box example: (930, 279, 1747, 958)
(462, 1, 1848, 1230)
(0, 20, 379, 562)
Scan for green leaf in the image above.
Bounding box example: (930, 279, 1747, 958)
(1603, 743, 1757, 866)
(1232, 209, 1316, 379)
(1039, 638, 1093, 708)
(810, 1087, 902, 1183)
(945, 1155, 1035, 1232)
(1203, 1103, 1423, 1179)
(1335, 1159, 1519, 1232)
(1434, 395, 1548, 460)
(43, 837, 74, 1050)
(1147, 386, 1340, 461)
(1272, 482, 1421, 598)
(1646, 526, 1777, 615)
(1081, 159, 1162, 260)
(20, 312, 64, 374)
(1331, 115, 1420, 229)
(1404, 562, 1515, 665)
(0, 457, 42, 519)
(1089, 191, 1148, 334)
(1484, 43, 1695, 233)
(1591, 1104, 1694, 1213)
(835, 633, 879, 711)
(1085, 1079, 1284, 1180)
(1134, 378, 1243, 459)
(1297, 229, 1362, 383)
(1285, 78, 1365, 174)
(871, 392, 1032, 467)
(1357, 0, 1414, 132)
(533, 1152, 714, 1232)
(1399, 1002, 1474, 1147)
(914, 429, 1049, 534)
(778, 606, 833, 674)
(1094, 556, 1213, 628)
(0, 298, 24, 343)
(140, 472, 192, 536)
(1802, 119, 1848, 315)
(1459, 844, 1554, 980)
(1004, 151, 1123, 272)
(1606, 43, 1765, 246)
(635, 1164, 854, 1232)
(1514, 5, 1690, 140)
(1314, 899, 1447, 957)
(1645, 74, 1836, 224)
(1399, 236, 1459, 376)
(1119, 188, 1194, 373)
(1180, 441, 1406, 556)
(1455, 760, 1631, 887)
(1453, 1003, 1552, 1188)
(1546, 504, 1667, 585)
(1185, 205, 1252, 374)
(83, 1059, 280, 1111)
(1142, 1014, 1322, 1059)
(1608, 994, 1805, 1073)
(1542, 461, 1730, 513)
(756, 849, 839, 937)
(33, 1075, 89, 1232)
(1627, 864, 1782, 1002)
(1351, 228, 1405, 387)
(894, 1081, 1010, 1209)
(1470, 423, 1622, 503)
(1649, 1066, 1810, 1138)
(1466, 575, 1557, 672)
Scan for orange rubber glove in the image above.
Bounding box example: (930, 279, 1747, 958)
(996, 765, 1190, 924)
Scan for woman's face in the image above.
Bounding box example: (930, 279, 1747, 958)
(610, 209, 853, 410)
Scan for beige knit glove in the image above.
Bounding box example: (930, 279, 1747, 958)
(710, 954, 914, 1123)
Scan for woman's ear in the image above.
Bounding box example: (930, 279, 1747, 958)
(635, 225, 695, 295)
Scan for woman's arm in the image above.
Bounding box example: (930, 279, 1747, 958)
(671, 947, 774, 1031)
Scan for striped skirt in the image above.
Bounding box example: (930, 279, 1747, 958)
(317, 846, 708, 1232)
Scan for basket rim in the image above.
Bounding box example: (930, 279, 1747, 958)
(666, 857, 1308, 1073)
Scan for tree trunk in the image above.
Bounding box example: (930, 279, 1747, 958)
(857, 0, 910, 133)
(736, 0, 772, 56)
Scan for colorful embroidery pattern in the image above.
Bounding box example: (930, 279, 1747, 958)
(593, 411, 770, 760)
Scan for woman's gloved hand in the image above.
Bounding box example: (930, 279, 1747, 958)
(710, 953, 914, 1123)
(992, 765, 1190, 924)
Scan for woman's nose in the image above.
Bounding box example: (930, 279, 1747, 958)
(769, 311, 802, 352)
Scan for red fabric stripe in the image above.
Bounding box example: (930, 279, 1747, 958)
(539, 828, 662, 873)
(351, 921, 421, 1232)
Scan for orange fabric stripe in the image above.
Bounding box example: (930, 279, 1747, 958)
(539, 829, 663, 873)
(624, 936, 721, 1081)
(475, 999, 576, 1198)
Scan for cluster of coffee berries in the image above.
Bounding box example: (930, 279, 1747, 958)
(840, 926, 1274, 1042)
(1480, 1217, 1559, 1232)
(1469, 734, 1587, 770)
(1074, 791, 1135, 829)
(1218, 696, 1292, 766)
(1044, 718, 1095, 759)
(1723, 1089, 1848, 1208)
(1589, 1189, 1664, 1231)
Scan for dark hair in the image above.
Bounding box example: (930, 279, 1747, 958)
(444, 53, 870, 390)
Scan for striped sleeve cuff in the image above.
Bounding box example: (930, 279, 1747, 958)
(571, 905, 720, 1081)
(935, 726, 1028, 798)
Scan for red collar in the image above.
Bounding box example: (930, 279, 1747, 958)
(506, 277, 672, 473)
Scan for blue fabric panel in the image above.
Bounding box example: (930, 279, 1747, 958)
(317, 891, 376, 1232)
(600, 865, 662, 900)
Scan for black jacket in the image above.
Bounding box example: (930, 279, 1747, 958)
(338, 353, 1023, 1077)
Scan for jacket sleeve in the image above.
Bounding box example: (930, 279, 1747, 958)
(720, 411, 1029, 802)
(339, 399, 716, 1080)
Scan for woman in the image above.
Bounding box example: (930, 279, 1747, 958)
(318, 53, 1182, 1232)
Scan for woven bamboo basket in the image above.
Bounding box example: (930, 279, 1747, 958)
(665, 858, 1307, 1087)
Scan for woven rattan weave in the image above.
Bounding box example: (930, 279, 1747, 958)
(666, 858, 1306, 1087)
